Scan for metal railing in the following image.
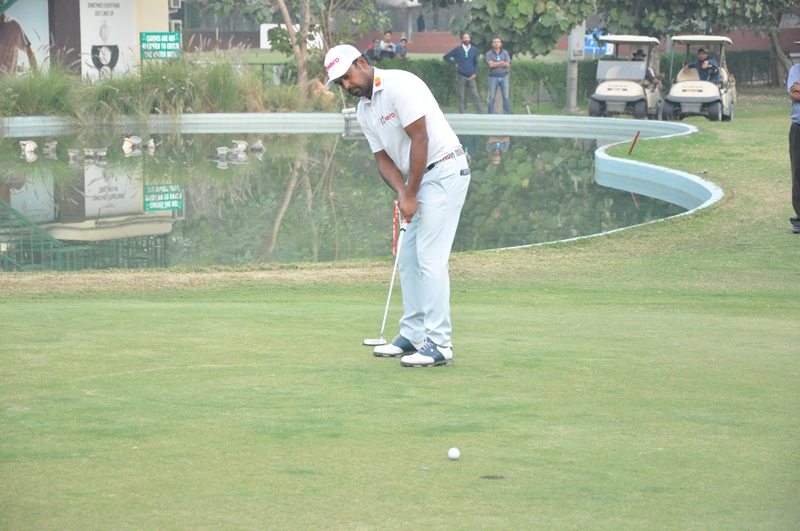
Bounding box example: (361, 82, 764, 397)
(0, 200, 93, 272)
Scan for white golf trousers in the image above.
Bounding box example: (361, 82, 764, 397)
(398, 153, 470, 348)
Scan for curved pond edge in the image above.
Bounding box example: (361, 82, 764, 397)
(2, 113, 723, 249)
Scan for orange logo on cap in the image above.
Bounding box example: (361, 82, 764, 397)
(375, 77, 382, 87)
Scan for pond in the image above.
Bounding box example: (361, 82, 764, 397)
(0, 128, 685, 270)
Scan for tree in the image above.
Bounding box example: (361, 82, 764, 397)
(197, 0, 389, 98)
(596, 1, 697, 74)
(451, 0, 596, 59)
(199, 0, 313, 97)
(598, 0, 799, 85)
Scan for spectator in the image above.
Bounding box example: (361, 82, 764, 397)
(380, 30, 396, 60)
(486, 37, 511, 114)
(417, 13, 425, 32)
(396, 37, 408, 60)
(365, 38, 382, 62)
(443, 33, 484, 114)
(683, 47, 720, 83)
(632, 48, 662, 91)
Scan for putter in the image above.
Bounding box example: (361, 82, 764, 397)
(363, 222, 406, 346)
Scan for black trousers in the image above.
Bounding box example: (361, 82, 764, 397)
(791, 122, 800, 224)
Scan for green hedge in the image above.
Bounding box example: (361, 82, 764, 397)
(355, 58, 599, 112)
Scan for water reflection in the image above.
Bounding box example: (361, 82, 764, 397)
(0, 130, 685, 271)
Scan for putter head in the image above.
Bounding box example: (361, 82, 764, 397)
(363, 338, 387, 346)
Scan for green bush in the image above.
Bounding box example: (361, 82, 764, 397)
(141, 59, 201, 114)
(200, 62, 245, 113)
(75, 74, 145, 123)
(0, 66, 76, 117)
(367, 58, 598, 112)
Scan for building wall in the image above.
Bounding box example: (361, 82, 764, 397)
(137, 0, 168, 33)
(49, 0, 81, 71)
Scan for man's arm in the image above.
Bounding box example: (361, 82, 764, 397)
(788, 66, 800, 102)
(24, 45, 36, 71)
(790, 82, 800, 102)
(443, 48, 457, 66)
(374, 150, 407, 194)
(397, 116, 429, 222)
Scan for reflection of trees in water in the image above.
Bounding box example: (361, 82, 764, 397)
(1, 131, 685, 266)
(164, 134, 394, 266)
(455, 136, 684, 251)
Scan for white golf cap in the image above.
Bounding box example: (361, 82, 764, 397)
(324, 44, 363, 90)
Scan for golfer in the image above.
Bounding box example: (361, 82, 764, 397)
(324, 44, 470, 367)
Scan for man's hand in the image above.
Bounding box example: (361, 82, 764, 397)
(470, 74, 476, 80)
(398, 190, 418, 222)
(790, 81, 800, 102)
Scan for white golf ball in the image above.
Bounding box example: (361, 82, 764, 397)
(448, 447, 460, 460)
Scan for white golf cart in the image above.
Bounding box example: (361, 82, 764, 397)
(663, 35, 734, 121)
(588, 35, 662, 120)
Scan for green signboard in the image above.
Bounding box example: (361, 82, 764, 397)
(144, 184, 183, 212)
(140, 32, 181, 60)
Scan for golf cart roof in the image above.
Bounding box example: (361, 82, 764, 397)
(671, 35, 732, 46)
(598, 35, 660, 46)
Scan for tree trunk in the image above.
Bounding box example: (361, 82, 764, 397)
(650, 46, 661, 75)
(769, 28, 792, 87)
(272, 0, 309, 99)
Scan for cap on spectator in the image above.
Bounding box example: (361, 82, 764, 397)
(633, 49, 646, 57)
(324, 45, 363, 90)
(400, 37, 407, 42)
(698, 48, 708, 53)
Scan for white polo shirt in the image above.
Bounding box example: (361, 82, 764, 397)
(356, 67, 460, 175)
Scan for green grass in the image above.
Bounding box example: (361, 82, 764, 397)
(1, 88, 799, 528)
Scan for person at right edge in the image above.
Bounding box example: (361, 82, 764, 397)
(788, 46, 800, 234)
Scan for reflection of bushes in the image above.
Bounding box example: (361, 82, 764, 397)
(455, 137, 684, 251)
(2, 131, 686, 265)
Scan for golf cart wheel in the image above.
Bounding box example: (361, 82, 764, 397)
(722, 102, 733, 122)
(707, 101, 722, 121)
(633, 100, 647, 119)
(662, 101, 676, 121)
(588, 99, 602, 117)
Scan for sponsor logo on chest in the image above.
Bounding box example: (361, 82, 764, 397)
(380, 112, 396, 126)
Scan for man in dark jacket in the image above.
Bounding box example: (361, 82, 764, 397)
(443, 33, 484, 114)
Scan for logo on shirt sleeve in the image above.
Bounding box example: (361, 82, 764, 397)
(375, 77, 382, 87)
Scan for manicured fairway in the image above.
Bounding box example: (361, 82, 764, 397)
(1, 89, 798, 528)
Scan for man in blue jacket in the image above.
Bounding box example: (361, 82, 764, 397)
(683, 48, 720, 83)
(443, 33, 484, 114)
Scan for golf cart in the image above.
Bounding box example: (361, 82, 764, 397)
(588, 35, 662, 120)
(663, 35, 734, 121)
